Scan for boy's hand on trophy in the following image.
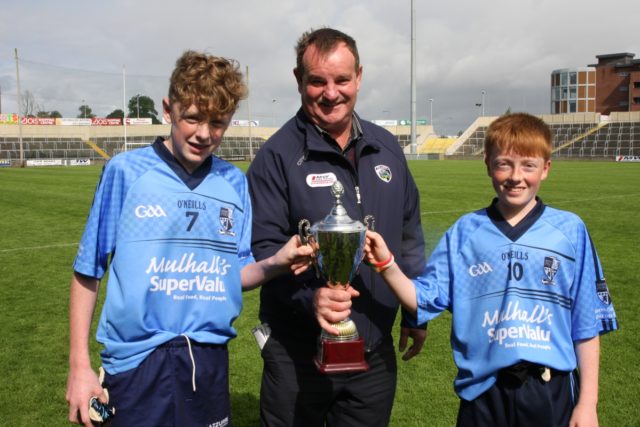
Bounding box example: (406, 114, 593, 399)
(364, 230, 391, 266)
(276, 235, 316, 275)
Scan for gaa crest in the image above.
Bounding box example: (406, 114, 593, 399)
(542, 256, 559, 285)
(375, 165, 392, 183)
(596, 280, 612, 305)
(219, 207, 235, 236)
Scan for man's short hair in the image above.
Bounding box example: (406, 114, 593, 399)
(484, 113, 552, 161)
(168, 50, 247, 116)
(294, 27, 359, 77)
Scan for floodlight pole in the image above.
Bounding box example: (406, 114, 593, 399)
(429, 98, 434, 126)
(246, 65, 254, 160)
(123, 65, 128, 151)
(271, 98, 277, 127)
(15, 48, 24, 167)
(410, 0, 417, 155)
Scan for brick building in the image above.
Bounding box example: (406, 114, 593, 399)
(551, 52, 640, 115)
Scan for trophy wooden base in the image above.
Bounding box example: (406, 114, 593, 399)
(314, 338, 369, 374)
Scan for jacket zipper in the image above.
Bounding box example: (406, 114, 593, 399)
(347, 170, 374, 353)
(308, 145, 376, 352)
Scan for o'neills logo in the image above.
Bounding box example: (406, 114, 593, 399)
(306, 172, 337, 188)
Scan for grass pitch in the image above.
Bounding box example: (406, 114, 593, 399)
(0, 159, 637, 426)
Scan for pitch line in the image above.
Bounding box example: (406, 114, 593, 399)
(3, 193, 638, 250)
(0, 242, 78, 253)
(421, 193, 640, 216)
(545, 193, 640, 204)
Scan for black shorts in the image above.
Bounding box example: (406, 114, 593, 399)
(102, 337, 231, 427)
(259, 335, 397, 427)
(457, 363, 579, 427)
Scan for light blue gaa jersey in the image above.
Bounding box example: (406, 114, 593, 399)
(73, 140, 255, 374)
(414, 199, 618, 401)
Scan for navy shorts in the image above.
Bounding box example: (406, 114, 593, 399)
(102, 337, 231, 427)
(457, 363, 579, 427)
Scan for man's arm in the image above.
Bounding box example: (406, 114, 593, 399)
(569, 336, 600, 427)
(66, 272, 106, 427)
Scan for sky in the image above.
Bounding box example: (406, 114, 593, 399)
(0, 0, 638, 136)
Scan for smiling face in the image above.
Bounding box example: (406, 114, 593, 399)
(486, 149, 551, 224)
(295, 42, 362, 145)
(162, 98, 232, 173)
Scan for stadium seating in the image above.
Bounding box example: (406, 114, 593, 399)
(0, 135, 271, 163)
(449, 113, 639, 159)
(0, 115, 637, 164)
(418, 137, 457, 154)
(0, 136, 95, 161)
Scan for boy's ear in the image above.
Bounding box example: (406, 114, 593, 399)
(541, 159, 552, 180)
(162, 97, 172, 124)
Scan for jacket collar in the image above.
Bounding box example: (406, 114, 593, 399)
(294, 108, 381, 155)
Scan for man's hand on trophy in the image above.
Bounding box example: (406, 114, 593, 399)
(313, 286, 360, 335)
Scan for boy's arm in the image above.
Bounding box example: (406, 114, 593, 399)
(365, 231, 418, 316)
(569, 335, 600, 427)
(380, 263, 418, 316)
(66, 272, 105, 427)
(240, 235, 314, 291)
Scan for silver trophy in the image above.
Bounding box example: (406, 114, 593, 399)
(299, 180, 373, 373)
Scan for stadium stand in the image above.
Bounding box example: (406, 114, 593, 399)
(0, 136, 95, 161)
(418, 137, 456, 154)
(447, 112, 640, 159)
(1, 115, 637, 165)
(0, 124, 274, 165)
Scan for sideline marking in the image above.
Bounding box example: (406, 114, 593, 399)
(421, 193, 640, 216)
(0, 243, 77, 253)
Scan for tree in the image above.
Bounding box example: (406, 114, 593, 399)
(77, 105, 95, 119)
(20, 90, 40, 117)
(36, 110, 62, 118)
(106, 109, 125, 119)
(127, 94, 160, 124)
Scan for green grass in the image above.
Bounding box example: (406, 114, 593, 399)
(0, 160, 638, 426)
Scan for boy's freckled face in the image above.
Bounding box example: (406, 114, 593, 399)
(486, 150, 551, 220)
(162, 99, 232, 173)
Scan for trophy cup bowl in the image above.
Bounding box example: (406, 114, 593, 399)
(299, 181, 372, 374)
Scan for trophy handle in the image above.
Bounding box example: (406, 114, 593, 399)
(298, 219, 311, 244)
(364, 215, 375, 231)
(298, 219, 320, 279)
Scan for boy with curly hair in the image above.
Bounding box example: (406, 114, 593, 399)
(66, 50, 312, 426)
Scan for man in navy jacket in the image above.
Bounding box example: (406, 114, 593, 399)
(247, 27, 426, 427)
